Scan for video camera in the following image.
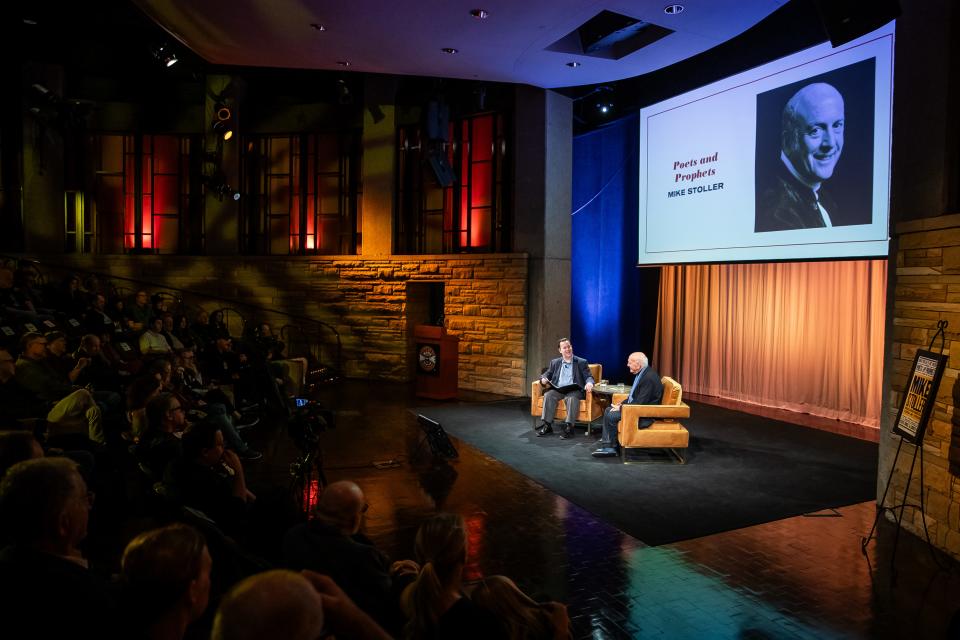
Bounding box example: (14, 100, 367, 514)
(287, 397, 335, 452)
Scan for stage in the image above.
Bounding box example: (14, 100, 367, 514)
(414, 398, 878, 546)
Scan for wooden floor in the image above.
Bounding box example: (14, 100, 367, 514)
(243, 380, 957, 639)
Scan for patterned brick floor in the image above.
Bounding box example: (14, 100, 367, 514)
(248, 380, 960, 639)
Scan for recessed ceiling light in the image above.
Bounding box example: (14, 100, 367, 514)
(566, 61, 582, 68)
(470, 9, 489, 19)
(310, 23, 326, 31)
(442, 47, 458, 54)
(336, 60, 351, 67)
(664, 4, 684, 15)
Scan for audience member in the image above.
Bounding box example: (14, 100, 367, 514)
(83, 292, 117, 336)
(401, 513, 506, 640)
(55, 274, 87, 316)
(164, 421, 255, 531)
(0, 430, 44, 479)
(15, 332, 104, 444)
(135, 392, 185, 480)
(141, 317, 174, 356)
(470, 575, 570, 640)
(208, 309, 231, 341)
(126, 289, 154, 333)
(74, 333, 122, 393)
(152, 357, 261, 460)
(120, 523, 212, 640)
(0, 347, 49, 429)
(45, 330, 89, 384)
(211, 569, 391, 640)
(283, 481, 416, 633)
(0, 457, 117, 637)
(160, 313, 186, 351)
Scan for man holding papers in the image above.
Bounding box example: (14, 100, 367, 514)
(536, 338, 594, 440)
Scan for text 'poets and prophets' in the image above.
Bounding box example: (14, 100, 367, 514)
(668, 152, 723, 198)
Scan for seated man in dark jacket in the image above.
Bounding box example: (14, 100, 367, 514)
(282, 481, 417, 635)
(0, 457, 118, 638)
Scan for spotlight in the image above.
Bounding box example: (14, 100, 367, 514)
(153, 44, 178, 68)
(597, 102, 614, 114)
(212, 102, 234, 140)
(212, 120, 233, 140)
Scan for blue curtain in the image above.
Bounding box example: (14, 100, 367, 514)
(570, 114, 645, 383)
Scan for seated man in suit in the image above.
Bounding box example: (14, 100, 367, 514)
(536, 338, 594, 440)
(592, 352, 663, 458)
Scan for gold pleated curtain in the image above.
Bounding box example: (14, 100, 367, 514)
(654, 260, 886, 428)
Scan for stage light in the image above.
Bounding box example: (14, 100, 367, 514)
(153, 44, 178, 68)
(214, 183, 240, 201)
(212, 120, 233, 140)
(212, 102, 234, 140)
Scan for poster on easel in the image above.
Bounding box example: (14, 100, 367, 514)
(892, 349, 947, 444)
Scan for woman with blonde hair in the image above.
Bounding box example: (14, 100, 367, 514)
(401, 513, 504, 639)
(471, 575, 570, 640)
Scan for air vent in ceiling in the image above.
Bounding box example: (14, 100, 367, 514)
(547, 10, 674, 60)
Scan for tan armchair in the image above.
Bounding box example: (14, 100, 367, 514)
(618, 376, 690, 463)
(530, 363, 603, 434)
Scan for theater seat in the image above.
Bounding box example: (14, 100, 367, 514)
(618, 376, 690, 463)
(530, 363, 603, 434)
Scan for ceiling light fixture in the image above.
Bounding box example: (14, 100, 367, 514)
(597, 102, 614, 115)
(310, 23, 326, 31)
(664, 4, 684, 15)
(441, 47, 458, 54)
(470, 9, 489, 19)
(566, 61, 582, 68)
(336, 60, 351, 67)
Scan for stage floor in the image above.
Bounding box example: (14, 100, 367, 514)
(245, 380, 960, 639)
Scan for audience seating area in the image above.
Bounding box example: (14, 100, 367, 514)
(0, 258, 570, 639)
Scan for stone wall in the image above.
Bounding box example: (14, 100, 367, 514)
(888, 214, 960, 558)
(53, 254, 529, 395)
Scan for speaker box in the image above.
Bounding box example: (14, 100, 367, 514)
(812, 0, 900, 48)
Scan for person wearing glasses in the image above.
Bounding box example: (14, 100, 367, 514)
(13, 333, 104, 445)
(0, 457, 117, 637)
(282, 481, 417, 635)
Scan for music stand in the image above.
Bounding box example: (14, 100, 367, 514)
(414, 414, 459, 461)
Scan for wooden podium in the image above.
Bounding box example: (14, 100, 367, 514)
(414, 325, 459, 399)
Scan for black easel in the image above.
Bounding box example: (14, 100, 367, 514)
(861, 320, 948, 579)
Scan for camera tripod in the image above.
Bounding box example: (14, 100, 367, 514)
(289, 444, 327, 517)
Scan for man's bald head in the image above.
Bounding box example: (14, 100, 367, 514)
(316, 481, 365, 533)
(211, 570, 324, 640)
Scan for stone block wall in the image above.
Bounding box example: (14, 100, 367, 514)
(53, 254, 529, 396)
(888, 214, 960, 558)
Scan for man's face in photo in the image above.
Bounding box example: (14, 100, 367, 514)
(784, 83, 845, 186)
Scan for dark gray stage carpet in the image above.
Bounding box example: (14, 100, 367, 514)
(414, 399, 878, 546)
